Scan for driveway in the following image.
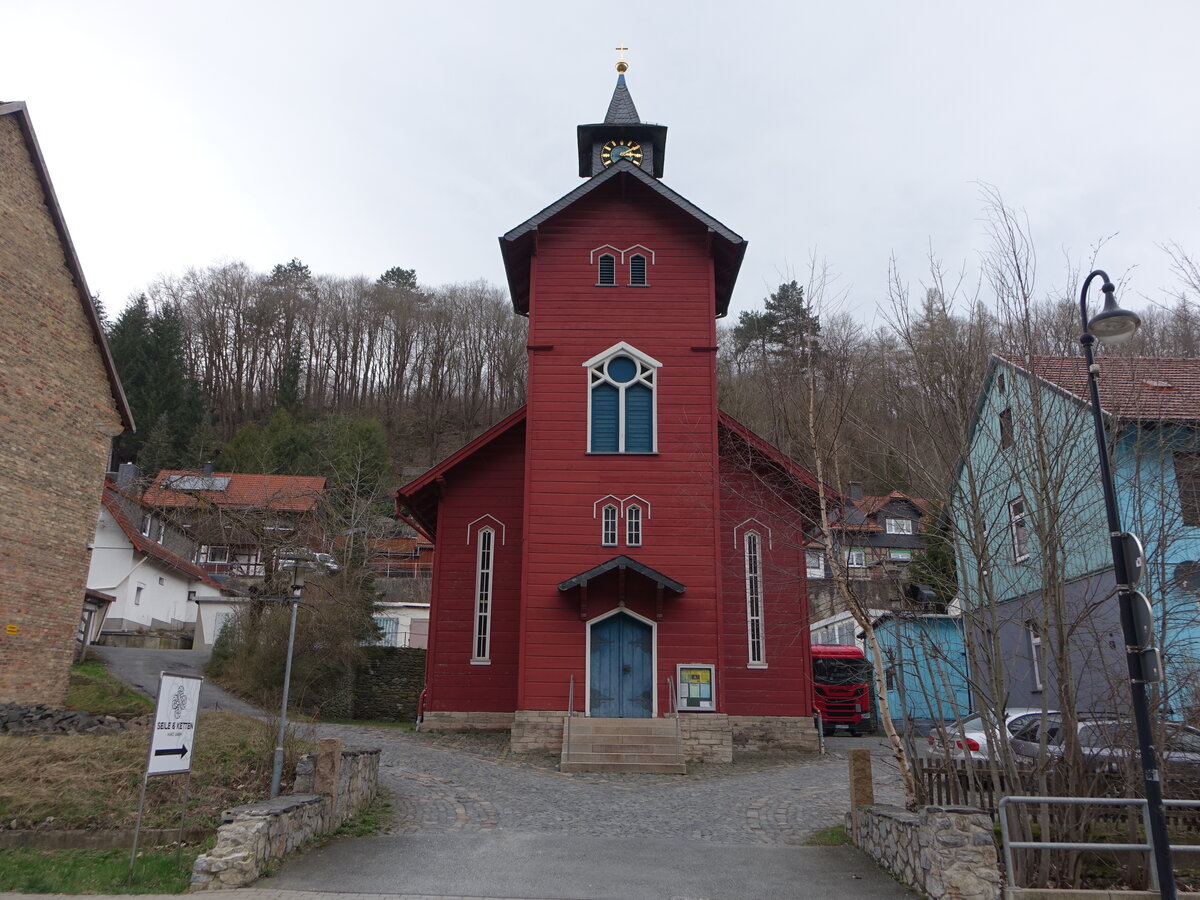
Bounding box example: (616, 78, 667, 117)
(90, 645, 262, 716)
(261, 725, 912, 899)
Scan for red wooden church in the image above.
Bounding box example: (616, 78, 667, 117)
(396, 63, 822, 762)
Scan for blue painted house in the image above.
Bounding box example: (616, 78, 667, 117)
(951, 354, 1200, 717)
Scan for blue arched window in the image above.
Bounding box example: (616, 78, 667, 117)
(585, 344, 660, 453)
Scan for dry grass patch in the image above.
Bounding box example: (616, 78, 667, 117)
(0, 711, 312, 831)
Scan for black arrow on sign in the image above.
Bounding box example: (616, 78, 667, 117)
(154, 745, 188, 758)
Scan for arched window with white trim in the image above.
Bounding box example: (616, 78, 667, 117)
(626, 504, 642, 546)
(601, 504, 618, 546)
(628, 253, 648, 286)
(744, 531, 766, 666)
(585, 343, 661, 454)
(597, 253, 616, 286)
(472, 527, 495, 662)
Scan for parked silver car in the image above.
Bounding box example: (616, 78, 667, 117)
(1009, 714, 1200, 773)
(927, 708, 1056, 761)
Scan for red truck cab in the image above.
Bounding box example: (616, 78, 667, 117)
(812, 644, 872, 736)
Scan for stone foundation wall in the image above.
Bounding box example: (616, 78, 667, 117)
(421, 710, 515, 732)
(678, 713, 733, 762)
(730, 715, 819, 752)
(852, 804, 1000, 900)
(190, 739, 379, 891)
(511, 710, 568, 752)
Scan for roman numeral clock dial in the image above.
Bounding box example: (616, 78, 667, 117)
(601, 139, 643, 167)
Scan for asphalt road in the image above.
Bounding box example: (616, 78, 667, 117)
(90, 645, 262, 716)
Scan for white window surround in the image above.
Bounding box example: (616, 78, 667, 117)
(806, 549, 825, 578)
(583, 342, 662, 454)
(885, 518, 913, 535)
(845, 548, 867, 568)
(732, 518, 773, 550)
(1027, 622, 1043, 692)
(465, 514, 506, 546)
(584, 606, 659, 718)
(601, 504, 618, 546)
(744, 531, 766, 667)
(471, 527, 495, 663)
(1009, 497, 1030, 561)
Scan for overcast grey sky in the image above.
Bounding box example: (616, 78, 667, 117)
(5, 1, 1199, 325)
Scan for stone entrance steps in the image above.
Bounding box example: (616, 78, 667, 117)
(559, 716, 686, 774)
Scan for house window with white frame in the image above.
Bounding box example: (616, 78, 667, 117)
(601, 504, 618, 546)
(626, 504, 642, 546)
(845, 548, 867, 569)
(806, 549, 825, 578)
(885, 517, 913, 535)
(1009, 497, 1030, 561)
(202, 545, 229, 564)
(472, 527, 495, 662)
(586, 346, 658, 454)
(744, 531, 766, 666)
(1027, 621, 1043, 691)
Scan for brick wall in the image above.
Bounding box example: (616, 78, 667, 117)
(730, 715, 819, 752)
(421, 710, 516, 732)
(510, 709, 567, 752)
(0, 113, 124, 705)
(679, 713, 733, 762)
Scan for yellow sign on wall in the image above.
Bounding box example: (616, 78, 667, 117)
(4, 624, 16, 635)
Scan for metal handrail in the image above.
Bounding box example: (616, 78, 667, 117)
(999, 795, 1200, 892)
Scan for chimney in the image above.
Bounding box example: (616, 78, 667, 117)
(203, 461, 215, 476)
(847, 481, 864, 502)
(116, 463, 141, 489)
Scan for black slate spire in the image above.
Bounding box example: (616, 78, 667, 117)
(604, 74, 641, 124)
(577, 60, 668, 179)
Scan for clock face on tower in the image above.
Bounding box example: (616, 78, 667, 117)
(601, 139, 643, 167)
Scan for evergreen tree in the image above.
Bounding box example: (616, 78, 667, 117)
(378, 266, 418, 291)
(107, 296, 207, 466)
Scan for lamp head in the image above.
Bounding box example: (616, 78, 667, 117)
(1087, 281, 1141, 345)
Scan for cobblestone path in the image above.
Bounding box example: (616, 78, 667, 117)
(315, 724, 905, 846)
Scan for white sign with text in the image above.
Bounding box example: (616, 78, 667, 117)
(147, 672, 202, 776)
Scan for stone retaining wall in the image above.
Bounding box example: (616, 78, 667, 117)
(353, 647, 425, 721)
(730, 715, 819, 752)
(421, 710, 515, 732)
(511, 710, 568, 752)
(852, 803, 1001, 900)
(190, 739, 379, 891)
(678, 713, 732, 762)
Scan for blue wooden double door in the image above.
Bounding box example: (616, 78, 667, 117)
(589, 612, 653, 718)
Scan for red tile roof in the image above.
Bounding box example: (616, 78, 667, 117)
(100, 482, 225, 590)
(143, 470, 326, 511)
(1001, 355, 1200, 422)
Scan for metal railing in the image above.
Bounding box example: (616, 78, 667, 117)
(565, 675, 575, 760)
(999, 795, 1200, 892)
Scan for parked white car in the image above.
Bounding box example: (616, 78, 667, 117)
(927, 708, 1057, 761)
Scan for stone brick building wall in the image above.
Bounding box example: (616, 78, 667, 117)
(0, 107, 126, 706)
(353, 647, 425, 721)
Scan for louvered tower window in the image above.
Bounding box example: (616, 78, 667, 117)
(597, 253, 616, 286)
(628, 253, 647, 286)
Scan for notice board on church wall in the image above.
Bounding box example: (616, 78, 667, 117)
(676, 664, 715, 711)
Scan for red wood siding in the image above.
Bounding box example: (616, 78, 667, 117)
(424, 421, 526, 713)
(717, 454, 815, 717)
(518, 178, 725, 712)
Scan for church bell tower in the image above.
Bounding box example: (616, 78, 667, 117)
(576, 54, 668, 178)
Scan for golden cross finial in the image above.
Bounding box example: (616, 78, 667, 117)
(615, 45, 629, 74)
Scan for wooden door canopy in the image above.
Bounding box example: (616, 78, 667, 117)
(557, 555, 685, 621)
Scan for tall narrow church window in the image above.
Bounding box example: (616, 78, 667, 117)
(597, 253, 616, 286)
(626, 504, 642, 546)
(628, 253, 647, 286)
(586, 347, 658, 453)
(745, 531, 766, 666)
(601, 504, 618, 546)
(472, 527, 495, 662)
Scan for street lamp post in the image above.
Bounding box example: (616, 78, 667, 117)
(1078, 269, 1175, 897)
(269, 552, 337, 800)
